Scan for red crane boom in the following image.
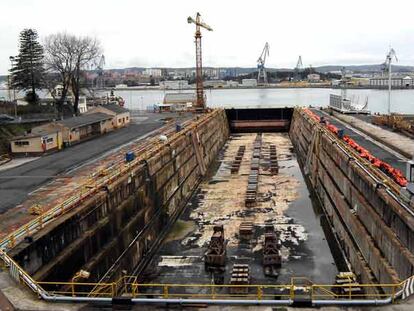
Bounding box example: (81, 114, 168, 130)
(187, 13, 213, 110)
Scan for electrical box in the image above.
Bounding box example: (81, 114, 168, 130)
(406, 160, 414, 182)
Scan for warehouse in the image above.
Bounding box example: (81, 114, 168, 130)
(86, 104, 130, 128)
(160, 92, 198, 111)
(10, 128, 62, 155)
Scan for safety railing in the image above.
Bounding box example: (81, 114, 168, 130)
(30, 277, 408, 302)
(1, 108, 414, 306)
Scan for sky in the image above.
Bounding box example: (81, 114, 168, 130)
(1, 0, 414, 74)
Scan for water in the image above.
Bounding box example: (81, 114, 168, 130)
(109, 88, 414, 114)
(2, 87, 414, 114)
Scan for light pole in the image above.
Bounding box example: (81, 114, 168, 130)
(9, 56, 17, 118)
(385, 48, 397, 115)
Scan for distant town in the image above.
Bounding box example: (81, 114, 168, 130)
(3, 64, 414, 91)
(74, 64, 414, 90)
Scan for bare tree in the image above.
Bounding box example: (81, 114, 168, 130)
(71, 37, 101, 115)
(44, 33, 101, 116)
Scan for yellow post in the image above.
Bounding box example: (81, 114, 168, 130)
(391, 285, 396, 303)
(257, 286, 263, 300)
(9, 234, 15, 248)
(163, 285, 169, 298)
(349, 284, 352, 299)
(211, 286, 215, 299)
(112, 282, 116, 297)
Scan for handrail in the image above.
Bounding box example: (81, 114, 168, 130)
(0, 108, 414, 306)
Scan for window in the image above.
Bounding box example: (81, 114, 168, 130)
(14, 141, 30, 146)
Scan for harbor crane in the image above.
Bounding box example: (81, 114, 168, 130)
(257, 42, 270, 84)
(385, 47, 397, 114)
(95, 55, 105, 90)
(293, 56, 303, 81)
(187, 13, 212, 110)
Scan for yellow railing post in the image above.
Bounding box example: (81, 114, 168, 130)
(349, 284, 352, 300)
(257, 286, 263, 300)
(392, 285, 396, 303)
(163, 285, 169, 298)
(112, 282, 116, 297)
(132, 283, 137, 298)
(211, 285, 216, 299)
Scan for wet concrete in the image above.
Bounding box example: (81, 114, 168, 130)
(142, 133, 341, 292)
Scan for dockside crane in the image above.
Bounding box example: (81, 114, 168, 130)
(187, 13, 212, 110)
(95, 55, 105, 90)
(385, 47, 397, 114)
(293, 56, 303, 81)
(257, 43, 270, 84)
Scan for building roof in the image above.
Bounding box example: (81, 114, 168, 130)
(164, 93, 196, 103)
(100, 103, 129, 114)
(57, 112, 112, 129)
(11, 128, 57, 140)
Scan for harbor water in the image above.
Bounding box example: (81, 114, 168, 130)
(1, 87, 414, 114)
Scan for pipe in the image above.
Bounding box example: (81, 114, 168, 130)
(40, 293, 293, 305)
(313, 297, 392, 306)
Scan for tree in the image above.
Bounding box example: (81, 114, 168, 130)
(10, 29, 45, 104)
(70, 37, 101, 115)
(44, 33, 101, 116)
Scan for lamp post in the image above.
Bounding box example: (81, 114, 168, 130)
(9, 56, 17, 118)
(71, 269, 90, 297)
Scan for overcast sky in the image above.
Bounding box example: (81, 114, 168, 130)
(1, 0, 414, 74)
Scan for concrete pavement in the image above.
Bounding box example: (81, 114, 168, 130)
(0, 112, 182, 214)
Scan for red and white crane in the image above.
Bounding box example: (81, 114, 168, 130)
(187, 13, 213, 110)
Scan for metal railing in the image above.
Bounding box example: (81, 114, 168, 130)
(0, 108, 413, 306)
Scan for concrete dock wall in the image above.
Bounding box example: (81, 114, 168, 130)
(9, 110, 229, 284)
(290, 108, 414, 290)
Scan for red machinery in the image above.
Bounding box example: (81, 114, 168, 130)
(303, 109, 407, 187)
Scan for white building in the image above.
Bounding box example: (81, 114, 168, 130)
(204, 80, 226, 88)
(369, 76, 413, 88)
(241, 79, 257, 87)
(307, 74, 321, 82)
(143, 68, 162, 77)
(226, 80, 239, 87)
(159, 80, 189, 90)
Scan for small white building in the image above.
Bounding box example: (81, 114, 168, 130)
(369, 76, 413, 88)
(143, 68, 162, 77)
(241, 79, 257, 87)
(204, 80, 226, 88)
(226, 80, 239, 88)
(159, 80, 189, 90)
(307, 74, 321, 82)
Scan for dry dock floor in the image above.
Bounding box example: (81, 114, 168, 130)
(143, 132, 340, 290)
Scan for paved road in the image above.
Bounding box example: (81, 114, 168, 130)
(0, 112, 176, 214)
(312, 109, 406, 173)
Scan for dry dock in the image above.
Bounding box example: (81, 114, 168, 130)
(1, 107, 414, 309)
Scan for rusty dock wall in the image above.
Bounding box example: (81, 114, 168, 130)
(289, 108, 414, 291)
(8, 110, 229, 284)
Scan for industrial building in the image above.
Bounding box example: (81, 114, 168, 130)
(369, 76, 413, 88)
(86, 104, 130, 128)
(10, 129, 62, 155)
(241, 78, 258, 87)
(159, 80, 189, 90)
(10, 113, 115, 154)
(158, 92, 198, 111)
(307, 73, 321, 82)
